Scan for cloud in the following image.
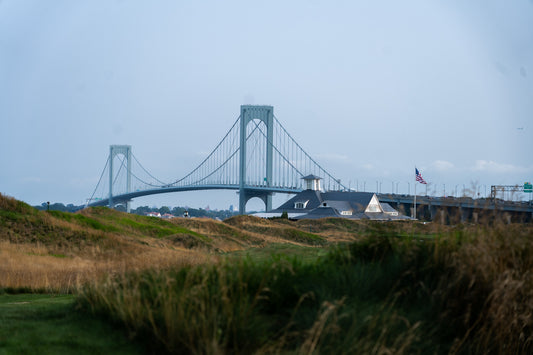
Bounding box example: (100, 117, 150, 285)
(493, 61, 509, 76)
(431, 160, 454, 171)
(471, 160, 531, 173)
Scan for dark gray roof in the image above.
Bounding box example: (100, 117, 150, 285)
(380, 203, 398, 213)
(321, 191, 375, 204)
(272, 189, 322, 213)
(320, 200, 352, 212)
(292, 206, 341, 220)
(301, 174, 322, 180)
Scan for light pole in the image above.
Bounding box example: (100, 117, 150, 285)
(407, 182, 410, 195)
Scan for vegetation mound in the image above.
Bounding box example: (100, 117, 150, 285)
(0, 194, 214, 292)
(224, 215, 327, 245)
(0, 194, 345, 293)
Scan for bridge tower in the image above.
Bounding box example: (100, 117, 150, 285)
(239, 105, 274, 214)
(108, 145, 132, 212)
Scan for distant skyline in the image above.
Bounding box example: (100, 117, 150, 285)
(1, 0, 532, 210)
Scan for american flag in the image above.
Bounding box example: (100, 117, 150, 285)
(415, 168, 427, 184)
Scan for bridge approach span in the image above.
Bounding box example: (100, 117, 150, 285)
(377, 193, 533, 222)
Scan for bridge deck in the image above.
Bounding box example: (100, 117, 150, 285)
(88, 184, 302, 207)
(377, 193, 533, 213)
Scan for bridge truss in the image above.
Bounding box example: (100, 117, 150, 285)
(87, 105, 347, 213)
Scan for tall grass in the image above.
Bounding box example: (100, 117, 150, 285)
(0, 241, 89, 293)
(0, 193, 215, 293)
(79, 253, 421, 354)
(78, 222, 533, 354)
(0, 240, 209, 294)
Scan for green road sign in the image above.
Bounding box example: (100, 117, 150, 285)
(524, 182, 533, 193)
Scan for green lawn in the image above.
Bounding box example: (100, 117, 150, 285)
(224, 242, 330, 263)
(0, 294, 143, 355)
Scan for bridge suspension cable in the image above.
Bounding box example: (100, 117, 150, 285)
(273, 115, 348, 191)
(87, 156, 109, 206)
(132, 153, 167, 186)
(166, 115, 241, 187)
(87, 107, 348, 208)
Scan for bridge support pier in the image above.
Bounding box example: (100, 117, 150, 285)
(239, 189, 273, 215)
(429, 205, 437, 221)
(109, 145, 132, 212)
(460, 207, 471, 223)
(239, 105, 274, 214)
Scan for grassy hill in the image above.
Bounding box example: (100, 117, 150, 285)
(0, 193, 353, 293)
(1, 193, 533, 354)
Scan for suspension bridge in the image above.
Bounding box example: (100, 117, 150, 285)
(86, 105, 347, 214)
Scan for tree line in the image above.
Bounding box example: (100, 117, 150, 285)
(33, 202, 238, 220)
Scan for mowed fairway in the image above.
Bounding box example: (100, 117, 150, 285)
(0, 294, 143, 354)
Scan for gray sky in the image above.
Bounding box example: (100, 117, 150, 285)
(1, 0, 532, 210)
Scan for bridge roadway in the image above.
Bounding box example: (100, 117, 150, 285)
(377, 193, 533, 212)
(89, 186, 532, 222)
(377, 193, 533, 222)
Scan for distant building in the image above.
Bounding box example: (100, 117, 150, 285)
(255, 175, 410, 220)
(146, 212, 161, 218)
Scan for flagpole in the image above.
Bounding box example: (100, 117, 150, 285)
(414, 177, 417, 220)
(414, 167, 428, 220)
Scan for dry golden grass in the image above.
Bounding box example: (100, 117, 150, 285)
(223, 215, 353, 245)
(0, 193, 223, 292)
(0, 239, 211, 293)
(0, 204, 342, 294)
(172, 215, 333, 249)
(1, 194, 349, 294)
(0, 241, 93, 293)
